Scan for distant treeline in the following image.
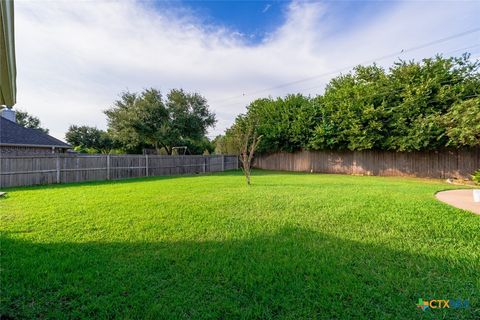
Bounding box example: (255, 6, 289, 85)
(216, 54, 480, 154)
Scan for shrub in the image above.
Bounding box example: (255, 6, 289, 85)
(472, 170, 480, 184)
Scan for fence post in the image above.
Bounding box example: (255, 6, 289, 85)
(75, 156, 80, 182)
(56, 155, 60, 184)
(145, 154, 149, 177)
(221, 155, 225, 171)
(235, 155, 239, 170)
(106, 154, 110, 180)
(203, 157, 206, 173)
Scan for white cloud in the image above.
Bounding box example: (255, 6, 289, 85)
(13, 0, 480, 140)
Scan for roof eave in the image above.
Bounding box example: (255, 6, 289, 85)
(0, 143, 71, 149)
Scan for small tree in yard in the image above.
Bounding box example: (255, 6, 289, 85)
(232, 115, 262, 185)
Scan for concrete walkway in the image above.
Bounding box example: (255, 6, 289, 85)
(436, 190, 480, 215)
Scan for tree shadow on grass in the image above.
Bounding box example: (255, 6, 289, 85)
(1, 228, 477, 319)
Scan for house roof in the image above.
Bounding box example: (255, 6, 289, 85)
(0, 116, 70, 148)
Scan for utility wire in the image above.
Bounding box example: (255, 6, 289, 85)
(214, 75, 480, 110)
(296, 65, 480, 94)
(211, 27, 480, 105)
(297, 78, 480, 109)
(443, 43, 480, 55)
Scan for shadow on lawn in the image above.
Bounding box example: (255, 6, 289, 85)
(1, 228, 477, 319)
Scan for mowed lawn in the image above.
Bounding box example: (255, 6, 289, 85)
(1, 170, 479, 319)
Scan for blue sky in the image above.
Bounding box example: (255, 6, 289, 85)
(154, 0, 396, 44)
(13, 0, 480, 140)
(170, 0, 289, 43)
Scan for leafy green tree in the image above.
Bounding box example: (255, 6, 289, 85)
(104, 89, 166, 153)
(443, 97, 480, 147)
(310, 65, 388, 150)
(15, 110, 49, 133)
(65, 125, 115, 153)
(0, 107, 47, 132)
(213, 134, 240, 155)
(226, 54, 479, 153)
(105, 88, 216, 154)
(382, 54, 479, 150)
(182, 137, 215, 155)
(244, 94, 319, 153)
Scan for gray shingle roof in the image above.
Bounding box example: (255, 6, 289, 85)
(0, 117, 70, 148)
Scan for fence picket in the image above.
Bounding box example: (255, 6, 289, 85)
(0, 154, 239, 188)
(254, 149, 479, 180)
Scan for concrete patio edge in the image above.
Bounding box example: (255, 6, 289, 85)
(435, 189, 480, 215)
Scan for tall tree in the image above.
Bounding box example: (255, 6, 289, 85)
(105, 88, 216, 154)
(213, 134, 239, 155)
(65, 125, 115, 153)
(15, 110, 49, 133)
(225, 54, 479, 154)
(247, 95, 319, 153)
(381, 54, 479, 150)
(443, 97, 480, 147)
(310, 65, 388, 150)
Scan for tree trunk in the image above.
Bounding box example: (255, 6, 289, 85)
(241, 153, 251, 185)
(158, 142, 172, 155)
(245, 167, 251, 185)
(238, 123, 261, 186)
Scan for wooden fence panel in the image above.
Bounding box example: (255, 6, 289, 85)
(0, 154, 239, 188)
(254, 149, 480, 179)
(223, 155, 239, 171)
(60, 155, 108, 183)
(208, 155, 223, 172)
(148, 155, 173, 176)
(109, 155, 145, 180)
(0, 156, 57, 187)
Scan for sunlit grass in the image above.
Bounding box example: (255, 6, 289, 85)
(1, 170, 478, 319)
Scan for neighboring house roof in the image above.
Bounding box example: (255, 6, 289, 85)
(0, 116, 70, 148)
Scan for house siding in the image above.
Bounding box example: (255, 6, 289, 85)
(0, 146, 68, 156)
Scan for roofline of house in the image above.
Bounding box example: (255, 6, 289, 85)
(0, 143, 71, 149)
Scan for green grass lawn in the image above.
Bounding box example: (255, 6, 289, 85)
(1, 170, 479, 319)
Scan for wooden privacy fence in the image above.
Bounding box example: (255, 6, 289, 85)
(0, 154, 239, 188)
(254, 149, 480, 179)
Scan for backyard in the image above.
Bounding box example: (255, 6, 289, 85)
(0, 170, 478, 319)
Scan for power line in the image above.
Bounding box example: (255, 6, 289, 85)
(217, 48, 480, 110)
(220, 76, 480, 118)
(443, 43, 480, 55)
(213, 74, 480, 110)
(296, 65, 480, 94)
(300, 77, 480, 108)
(211, 27, 480, 106)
